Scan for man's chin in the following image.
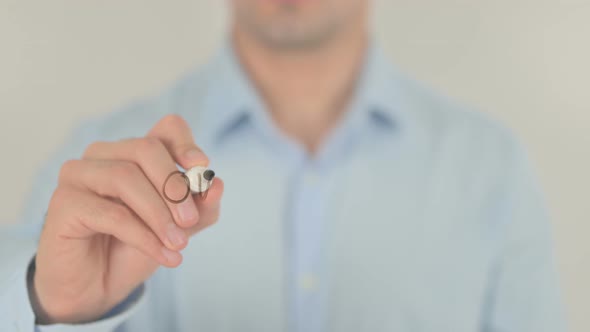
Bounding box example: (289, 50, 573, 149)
(247, 20, 345, 52)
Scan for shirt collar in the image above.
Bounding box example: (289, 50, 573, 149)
(198, 40, 267, 144)
(197, 39, 406, 146)
(351, 43, 405, 130)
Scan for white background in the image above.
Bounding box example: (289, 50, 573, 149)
(1, 1, 588, 330)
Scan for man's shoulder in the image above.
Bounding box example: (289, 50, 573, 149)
(390, 72, 528, 187)
(397, 74, 521, 157)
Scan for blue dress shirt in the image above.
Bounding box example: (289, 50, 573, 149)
(0, 41, 566, 332)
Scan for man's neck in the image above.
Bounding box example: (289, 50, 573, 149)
(232, 22, 368, 154)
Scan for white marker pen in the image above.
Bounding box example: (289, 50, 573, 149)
(162, 166, 215, 203)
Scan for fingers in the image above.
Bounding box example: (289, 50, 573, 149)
(147, 114, 209, 169)
(83, 136, 200, 228)
(59, 159, 189, 251)
(52, 187, 182, 268)
(81, 115, 221, 235)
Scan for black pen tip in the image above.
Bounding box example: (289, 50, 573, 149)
(203, 169, 215, 181)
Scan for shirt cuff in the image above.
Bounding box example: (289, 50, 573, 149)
(36, 283, 145, 332)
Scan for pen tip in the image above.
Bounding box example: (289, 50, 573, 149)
(203, 169, 215, 181)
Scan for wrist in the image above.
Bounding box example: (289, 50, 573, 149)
(27, 256, 102, 324)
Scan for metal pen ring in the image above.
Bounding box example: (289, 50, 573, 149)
(162, 170, 191, 204)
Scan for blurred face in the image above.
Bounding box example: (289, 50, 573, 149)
(230, 0, 369, 50)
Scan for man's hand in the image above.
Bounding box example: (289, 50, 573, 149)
(31, 115, 224, 324)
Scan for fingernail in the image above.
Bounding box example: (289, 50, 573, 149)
(177, 200, 199, 226)
(166, 224, 187, 248)
(161, 247, 182, 264)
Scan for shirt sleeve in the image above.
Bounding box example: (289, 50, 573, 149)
(483, 143, 567, 332)
(35, 280, 146, 332)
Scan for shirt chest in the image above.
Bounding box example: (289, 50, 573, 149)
(169, 138, 497, 331)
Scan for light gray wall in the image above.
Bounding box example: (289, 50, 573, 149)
(1, 1, 588, 330)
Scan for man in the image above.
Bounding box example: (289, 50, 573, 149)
(1, 0, 565, 331)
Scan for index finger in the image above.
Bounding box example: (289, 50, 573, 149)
(147, 114, 209, 169)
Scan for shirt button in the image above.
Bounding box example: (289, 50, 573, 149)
(300, 274, 318, 291)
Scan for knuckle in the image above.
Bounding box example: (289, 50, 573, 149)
(110, 161, 140, 179)
(58, 159, 80, 183)
(137, 137, 165, 155)
(75, 201, 116, 232)
(104, 203, 130, 224)
(83, 141, 106, 158)
(160, 114, 186, 129)
(77, 203, 101, 228)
